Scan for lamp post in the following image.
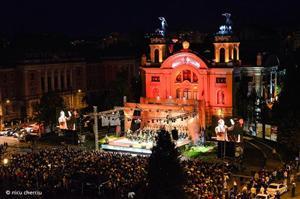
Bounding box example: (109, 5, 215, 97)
(93, 106, 99, 151)
(0, 91, 3, 130)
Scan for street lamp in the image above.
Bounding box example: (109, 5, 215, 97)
(3, 158, 8, 165)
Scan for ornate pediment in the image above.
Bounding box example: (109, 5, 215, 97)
(171, 56, 200, 69)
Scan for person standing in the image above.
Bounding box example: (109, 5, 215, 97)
(275, 190, 281, 199)
(291, 181, 296, 197)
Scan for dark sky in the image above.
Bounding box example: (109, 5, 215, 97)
(1, 0, 299, 36)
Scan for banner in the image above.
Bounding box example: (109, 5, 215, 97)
(101, 116, 109, 126)
(270, 126, 278, 142)
(256, 123, 263, 138)
(265, 124, 271, 140)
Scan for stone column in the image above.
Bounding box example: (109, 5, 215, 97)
(51, 70, 55, 91)
(274, 71, 277, 97)
(236, 47, 240, 60)
(64, 68, 67, 89)
(70, 68, 73, 88)
(214, 44, 219, 63)
(93, 106, 99, 151)
(44, 70, 48, 93)
(58, 70, 61, 90)
(225, 46, 229, 63)
(269, 71, 273, 96)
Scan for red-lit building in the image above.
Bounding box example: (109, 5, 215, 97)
(124, 34, 238, 138)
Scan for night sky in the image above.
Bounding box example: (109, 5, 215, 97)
(1, 0, 299, 36)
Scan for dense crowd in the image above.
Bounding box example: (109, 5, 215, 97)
(0, 147, 231, 199)
(0, 148, 148, 198)
(1, 144, 297, 199)
(183, 160, 231, 199)
(0, 142, 8, 155)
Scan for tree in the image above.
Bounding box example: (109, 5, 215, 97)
(34, 92, 65, 131)
(235, 78, 249, 118)
(272, 50, 300, 159)
(146, 130, 185, 199)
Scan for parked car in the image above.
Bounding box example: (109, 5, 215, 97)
(6, 128, 18, 136)
(266, 183, 287, 195)
(0, 128, 12, 136)
(14, 129, 27, 138)
(255, 193, 275, 199)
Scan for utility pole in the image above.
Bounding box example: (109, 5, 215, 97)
(93, 106, 99, 151)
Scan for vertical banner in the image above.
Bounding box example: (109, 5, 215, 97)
(271, 126, 278, 142)
(256, 123, 263, 138)
(265, 124, 271, 140)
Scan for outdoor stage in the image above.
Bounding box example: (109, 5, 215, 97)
(101, 137, 191, 154)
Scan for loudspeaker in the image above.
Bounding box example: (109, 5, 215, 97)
(171, 129, 179, 141)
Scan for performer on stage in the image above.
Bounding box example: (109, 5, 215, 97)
(215, 119, 234, 141)
(58, 110, 72, 130)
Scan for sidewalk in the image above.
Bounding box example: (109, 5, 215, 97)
(281, 184, 300, 199)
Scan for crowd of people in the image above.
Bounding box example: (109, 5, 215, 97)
(0, 146, 234, 199)
(0, 142, 8, 155)
(0, 148, 148, 198)
(230, 162, 298, 199)
(183, 160, 232, 199)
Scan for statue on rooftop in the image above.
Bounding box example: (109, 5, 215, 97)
(222, 13, 232, 26)
(156, 17, 168, 37)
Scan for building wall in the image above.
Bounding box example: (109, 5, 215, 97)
(141, 51, 233, 127)
(0, 59, 88, 124)
(0, 69, 19, 122)
(18, 61, 87, 118)
(86, 57, 139, 93)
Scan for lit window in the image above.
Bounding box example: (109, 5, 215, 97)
(216, 77, 226, 84)
(176, 73, 182, 82)
(151, 76, 160, 82)
(183, 70, 191, 82)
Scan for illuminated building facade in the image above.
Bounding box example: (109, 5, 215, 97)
(138, 38, 233, 128)
(0, 56, 87, 127)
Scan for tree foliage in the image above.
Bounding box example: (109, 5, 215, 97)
(85, 69, 141, 111)
(272, 50, 300, 158)
(34, 92, 65, 130)
(146, 130, 185, 199)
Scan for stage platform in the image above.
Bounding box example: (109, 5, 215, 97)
(101, 137, 191, 154)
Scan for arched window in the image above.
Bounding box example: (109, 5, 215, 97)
(175, 70, 198, 83)
(176, 72, 182, 82)
(176, 88, 181, 98)
(217, 90, 225, 104)
(183, 70, 191, 82)
(154, 49, 159, 63)
(192, 72, 198, 83)
(220, 48, 225, 63)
